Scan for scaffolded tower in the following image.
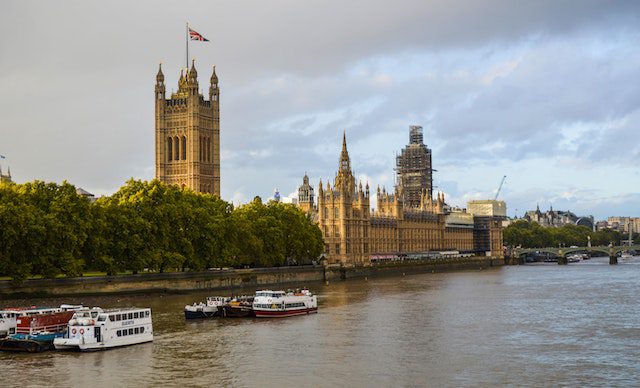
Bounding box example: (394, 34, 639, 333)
(396, 125, 433, 208)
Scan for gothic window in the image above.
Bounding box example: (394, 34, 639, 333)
(335, 244, 340, 255)
(174, 137, 180, 160)
(324, 207, 328, 219)
(334, 207, 339, 218)
(199, 136, 202, 161)
(181, 136, 187, 160)
(207, 137, 211, 162)
(167, 137, 173, 161)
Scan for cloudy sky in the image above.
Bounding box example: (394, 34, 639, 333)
(1, 1, 639, 219)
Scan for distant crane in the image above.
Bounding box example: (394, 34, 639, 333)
(494, 175, 507, 200)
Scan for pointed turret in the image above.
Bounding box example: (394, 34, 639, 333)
(211, 65, 218, 84)
(155, 63, 166, 99)
(156, 63, 164, 83)
(189, 59, 198, 79)
(209, 66, 219, 101)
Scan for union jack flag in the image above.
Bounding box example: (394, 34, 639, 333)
(188, 28, 209, 42)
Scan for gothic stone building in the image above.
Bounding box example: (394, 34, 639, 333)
(154, 61, 220, 195)
(298, 130, 504, 266)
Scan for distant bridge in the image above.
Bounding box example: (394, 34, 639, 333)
(510, 245, 640, 265)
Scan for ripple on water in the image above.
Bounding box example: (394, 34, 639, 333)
(1, 260, 640, 386)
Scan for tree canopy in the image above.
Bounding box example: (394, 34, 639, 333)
(503, 220, 633, 248)
(0, 179, 323, 281)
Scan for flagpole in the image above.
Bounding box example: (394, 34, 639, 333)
(186, 22, 189, 69)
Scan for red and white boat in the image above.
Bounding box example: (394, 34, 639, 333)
(0, 305, 80, 338)
(0, 305, 84, 352)
(252, 289, 317, 318)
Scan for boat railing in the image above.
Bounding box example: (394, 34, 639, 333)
(16, 322, 68, 335)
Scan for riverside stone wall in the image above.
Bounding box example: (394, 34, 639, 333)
(0, 257, 503, 299)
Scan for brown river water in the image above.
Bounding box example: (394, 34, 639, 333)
(1, 256, 639, 387)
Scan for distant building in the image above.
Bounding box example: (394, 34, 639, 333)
(0, 165, 11, 183)
(297, 173, 314, 213)
(607, 217, 640, 234)
(467, 200, 507, 217)
(467, 200, 507, 254)
(523, 205, 594, 229)
(296, 129, 504, 266)
(273, 188, 281, 203)
(154, 61, 220, 195)
(395, 125, 433, 208)
(76, 187, 96, 203)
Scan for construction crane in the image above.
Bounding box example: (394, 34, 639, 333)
(494, 175, 506, 200)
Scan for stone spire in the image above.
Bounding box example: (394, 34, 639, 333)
(339, 130, 351, 173)
(210, 65, 218, 84)
(189, 59, 198, 79)
(155, 63, 165, 98)
(156, 63, 164, 83)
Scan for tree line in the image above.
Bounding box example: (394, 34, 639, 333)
(503, 220, 636, 248)
(0, 179, 324, 281)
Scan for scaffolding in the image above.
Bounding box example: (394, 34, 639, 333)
(395, 125, 433, 208)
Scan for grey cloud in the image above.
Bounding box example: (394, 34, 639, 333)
(2, 0, 640, 217)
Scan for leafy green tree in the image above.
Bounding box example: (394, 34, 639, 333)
(0, 178, 325, 280)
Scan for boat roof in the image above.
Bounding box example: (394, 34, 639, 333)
(100, 307, 151, 313)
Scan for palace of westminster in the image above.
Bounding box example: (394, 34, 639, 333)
(154, 63, 505, 265)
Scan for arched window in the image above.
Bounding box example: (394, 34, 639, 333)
(167, 137, 173, 161)
(181, 136, 187, 160)
(174, 137, 180, 160)
(199, 136, 203, 161)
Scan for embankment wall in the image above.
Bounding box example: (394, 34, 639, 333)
(0, 257, 503, 299)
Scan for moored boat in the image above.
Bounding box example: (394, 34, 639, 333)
(0, 305, 85, 352)
(253, 289, 317, 318)
(54, 307, 153, 351)
(220, 296, 254, 318)
(566, 254, 582, 263)
(0, 309, 21, 338)
(621, 252, 634, 260)
(184, 297, 228, 319)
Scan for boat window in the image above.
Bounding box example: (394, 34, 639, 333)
(140, 327, 145, 334)
(91, 311, 99, 318)
(145, 311, 150, 317)
(128, 328, 134, 335)
(117, 330, 121, 337)
(134, 312, 139, 319)
(98, 315, 106, 322)
(116, 314, 121, 321)
(109, 315, 114, 322)
(128, 313, 133, 320)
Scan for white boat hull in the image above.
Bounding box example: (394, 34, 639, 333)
(54, 332, 153, 351)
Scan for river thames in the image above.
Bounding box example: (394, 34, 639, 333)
(1, 256, 639, 387)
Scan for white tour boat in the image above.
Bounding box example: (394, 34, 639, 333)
(53, 307, 153, 351)
(252, 289, 317, 318)
(184, 296, 228, 319)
